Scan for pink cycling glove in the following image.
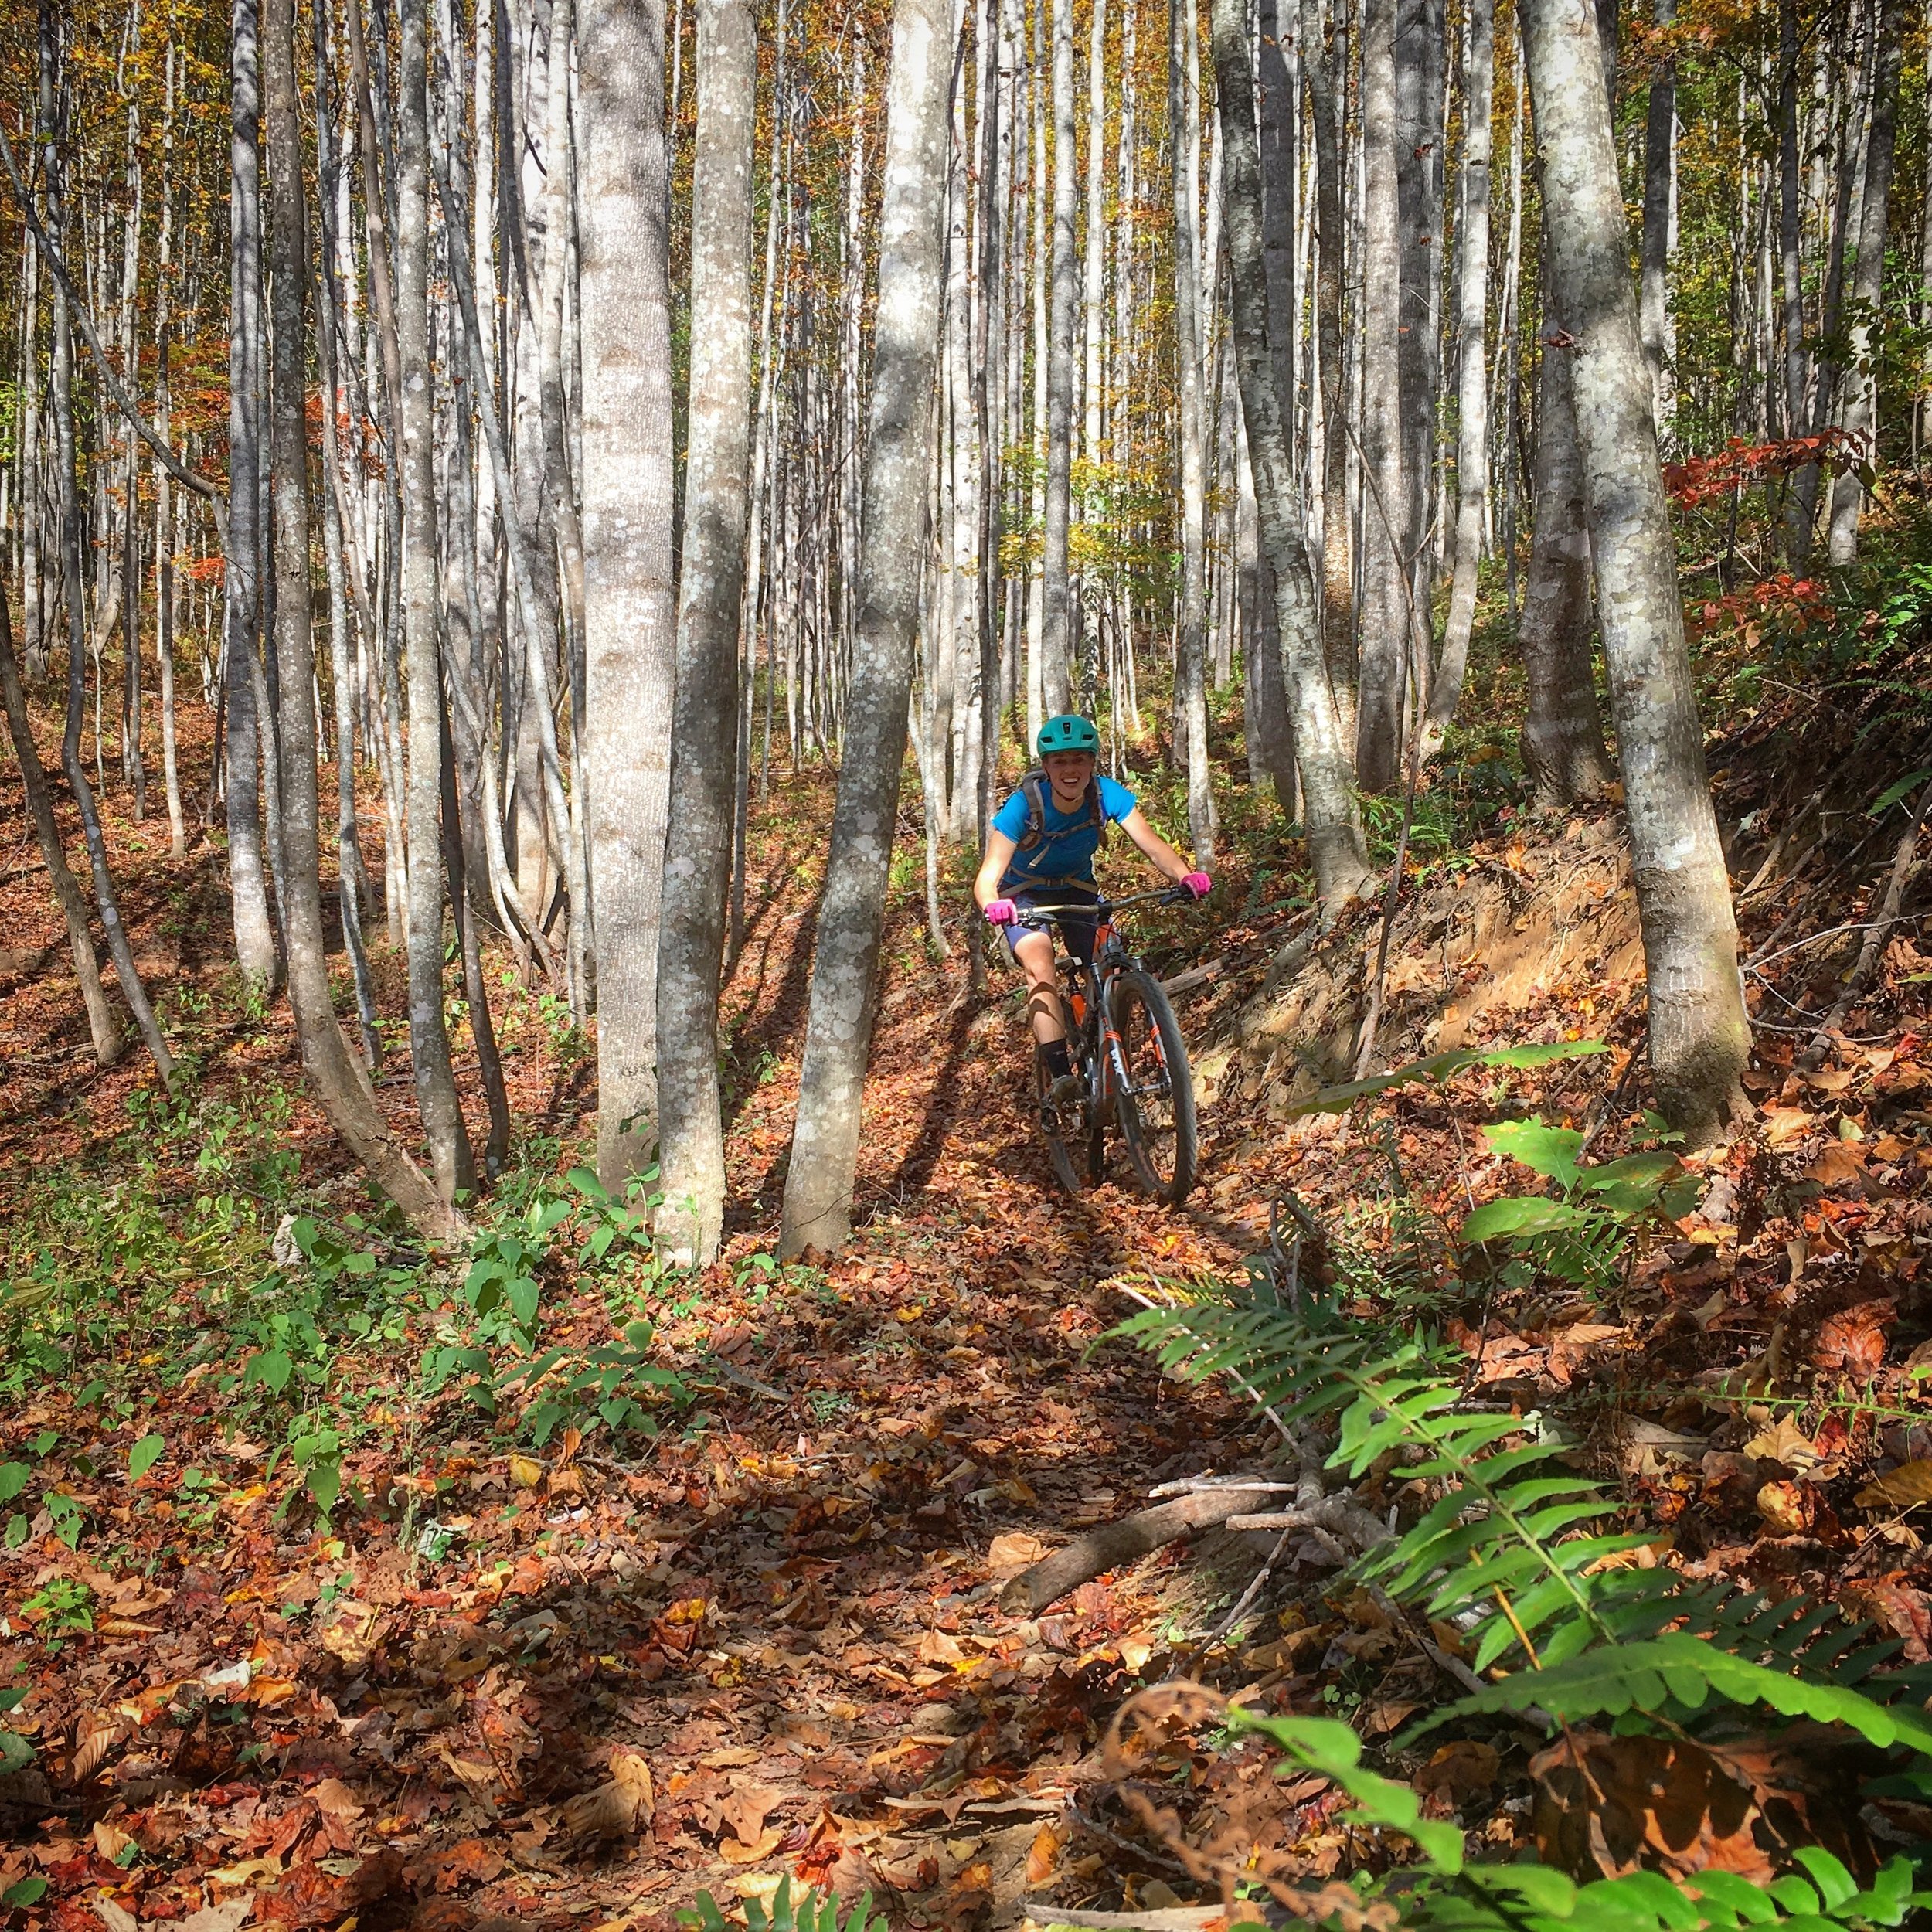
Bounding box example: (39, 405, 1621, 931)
(1182, 871, 1213, 900)
(984, 898, 1018, 926)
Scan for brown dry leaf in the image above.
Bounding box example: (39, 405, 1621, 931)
(987, 1532, 1049, 1579)
(700, 1745, 762, 1769)
(556, 1753, 654, 1849)
(721, 1782, 778, 1848)
(92, 1820, 135, 1863)
(719, 1825, 785, 1866)
(1813, 1300, 1895, 1377)
(1801, 1068, 1857, 1095)
(320, 1602, 382, 1668)
(918, 1629, 967, 1666)
(1025, 1817, 1070, 1887)
(1742, 1416, 1818, 1471)
(1805, 1143, 1867, 1188)
(1760, 1104, 1817, 1148)
(423, 1837, 507, 1892)
(70, 1721, 123, 1783)
(208, 1855, 284, 1889)
(94, 1618, 162, 1638)
(311, 1777, 364, 1852)
(1416, 1741, 1500, 1814)
(1856, 1461, 1932, 1510)
(92, 1900, 138, 1932)
(1532, 1730, 1773, 1882)
(1756, 1480, 1813, 1537)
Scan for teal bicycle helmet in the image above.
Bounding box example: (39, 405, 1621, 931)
(1036, 713, 1100, 757)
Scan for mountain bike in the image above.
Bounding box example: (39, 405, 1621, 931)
(1015, 888, 1200, 1205)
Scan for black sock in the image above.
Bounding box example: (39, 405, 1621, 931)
(1043, 1040, 1072, 1080)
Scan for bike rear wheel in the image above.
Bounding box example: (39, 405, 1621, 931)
(1034, 1046, 1092, 1196)
(1110, 971, 1198, 1203)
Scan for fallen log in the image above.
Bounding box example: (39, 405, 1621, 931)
(1002, 1485, 1283, 1613)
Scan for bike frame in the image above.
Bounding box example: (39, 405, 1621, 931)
(1015, 888, 1185, 1124)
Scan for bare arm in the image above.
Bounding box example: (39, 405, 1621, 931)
(1117, 808, 1196, 885)
(975, 829, 1019, 909)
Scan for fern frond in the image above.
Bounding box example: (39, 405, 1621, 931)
(1441, 1633, 1932, 1754)
(1394, 1855, 1932, 1932)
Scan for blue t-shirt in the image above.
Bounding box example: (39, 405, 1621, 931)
(992, 774, 1137, 891)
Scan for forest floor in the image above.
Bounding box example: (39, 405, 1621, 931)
(4, 676, 1932, 1932)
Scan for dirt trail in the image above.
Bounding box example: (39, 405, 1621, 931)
(0, 770, 1274, 1932)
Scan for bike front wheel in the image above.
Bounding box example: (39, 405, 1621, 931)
(1108, 971, 1198, 1204)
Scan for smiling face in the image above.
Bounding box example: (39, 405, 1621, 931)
(1043, 749, 1097, 801)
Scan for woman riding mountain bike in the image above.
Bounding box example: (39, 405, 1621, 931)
(972, 716, 1209, 1196)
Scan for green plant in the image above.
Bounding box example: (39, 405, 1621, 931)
(1459, 1116, 1698, 1296)
(20, 1576, 93, 1636)
(681, 1877, 886, 1932)
(0, 1687, 33, 1775)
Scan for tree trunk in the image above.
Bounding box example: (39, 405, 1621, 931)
(395, 0, 476, 1198)
(263, 0, 462, 1243)
(1639, 0, 1675, 440)
(657, 0, 756, 1266)
(1170, 0, 1213, 861)
(1427, 0, 1491, 753)
(1355, 0, 1405, 792)
(1524, 0, 1750, 1142)
(1519, 313, 1615, 807)
(779, 0, 950, 1257)
(226, 0, 279, 996)
(1394, 0, 1443, 688)
(1301, 0, 1354, 732)
(0, 592, 122, 1066)
(1825, 0, 1904, 563)
(1040, 0, 1078, 715)
(1209, 0, 1374, 917)
(580, 0, 679, 1191)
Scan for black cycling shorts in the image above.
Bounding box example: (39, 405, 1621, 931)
(1002, 885, 1100, 965)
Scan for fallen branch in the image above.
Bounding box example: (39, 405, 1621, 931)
(1002, 1486, 1286, 1613)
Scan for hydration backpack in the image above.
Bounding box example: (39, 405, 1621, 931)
(1014, 767, 1105, 852)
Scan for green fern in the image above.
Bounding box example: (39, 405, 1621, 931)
(1117, 1287, 1932, 1743)
(1396, 1853, 1932, 1932)
(680, 1879, 886, 1932)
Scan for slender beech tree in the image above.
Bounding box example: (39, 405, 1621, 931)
(1427, 0, 1492, 753)
(0, 593, 121, 1067)
(1519, 315, 1616, 806)
(658, 0, 757, 1265)
(1209, 0, 1374, 917)
(1170, 0, 1213, 860)
(226, 0, 278, 996)
(1639, 0, 1676, 439)
(1039, 0, 1078, 715)
(1356, 0, 1406, 791)
(393, 0, 475, 1199)
(263, 0, 461, 1241)
(580, 0, 679, 1191)
(1524, 0, 1750, 1140)
(780, 0, 951, 1257)
(1826, 0, 1905, 563)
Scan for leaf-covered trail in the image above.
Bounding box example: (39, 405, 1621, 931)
(0, 776, 1270, 1932)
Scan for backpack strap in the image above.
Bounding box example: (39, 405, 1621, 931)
(1015, 770, 1051, 852)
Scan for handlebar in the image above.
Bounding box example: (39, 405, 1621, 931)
(1012, 886, 1195, 930)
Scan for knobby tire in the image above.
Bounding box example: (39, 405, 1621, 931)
(1110, 970, 1197, 1203)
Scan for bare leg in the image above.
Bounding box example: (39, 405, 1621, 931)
(1012, 929, 1067, 1046)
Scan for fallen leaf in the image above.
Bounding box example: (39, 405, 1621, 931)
(719, 1825, 784, 1865)
(1025, 1818, 1070, 1886)
(1857, 1461, 1932, 1510)
(1813, 1300, 1895, 1377)
(93, 1899, 138, 1932)
(1417, 1741, 1498, 1814)
(508, 1455, 545, 1489)
(1760, 1104, 1816, 1148)
(1742, 1416, 1818, 1471)
(1756, 1480, 1812, 1537)
(986, 1532, 1049, 1579)
(1805, 1143, 1867, 1188)
(92, 1821, 135, 1864)
(721, 1782, 778, 1849)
